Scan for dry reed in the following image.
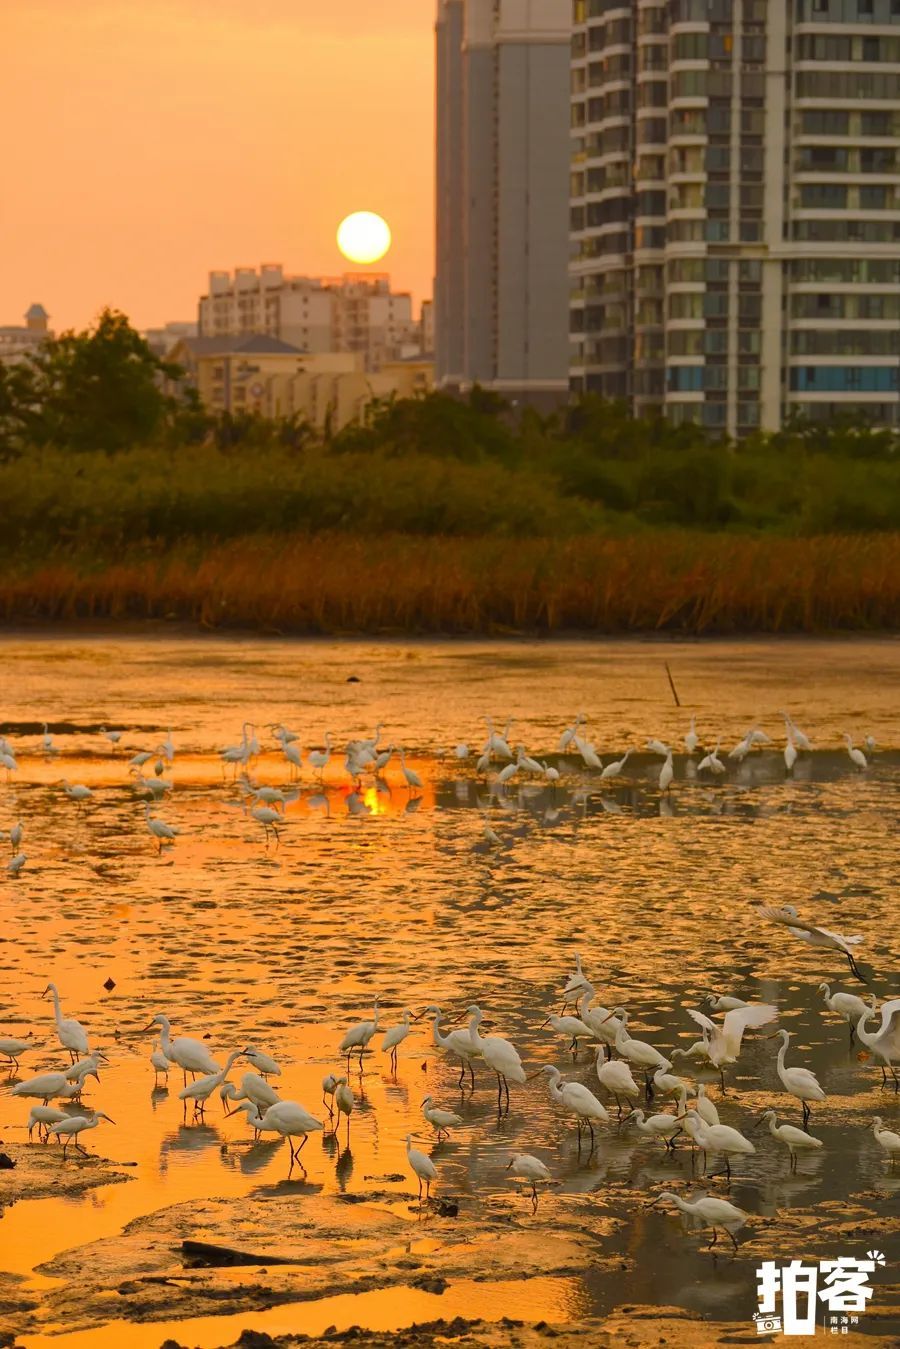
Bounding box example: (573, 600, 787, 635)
(1, 532, 898, 635)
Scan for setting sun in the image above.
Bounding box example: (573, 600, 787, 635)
(336, 211, 392, 265)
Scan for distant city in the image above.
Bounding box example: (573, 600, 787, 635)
(5, 0, 900, 437)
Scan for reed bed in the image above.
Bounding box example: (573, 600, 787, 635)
(1, 532, 898, 634)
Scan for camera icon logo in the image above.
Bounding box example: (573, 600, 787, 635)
(753, 1312, 783, 1335)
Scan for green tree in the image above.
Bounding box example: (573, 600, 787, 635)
(26, 308, 183, 453)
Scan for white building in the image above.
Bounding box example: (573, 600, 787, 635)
(197, 266, 419, 373)
(0, 303, 51, 363)
(435, 0, 572, 410)
(570, 0, 900, 434)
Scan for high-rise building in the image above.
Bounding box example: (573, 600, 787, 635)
(570, 0, 900, 434)
(197, 266, 419, 372)
(435, 0, 572, 409)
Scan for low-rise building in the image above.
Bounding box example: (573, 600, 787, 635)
(0, 303, 52, 363)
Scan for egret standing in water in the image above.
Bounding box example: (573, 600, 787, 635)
(339, 997, 380, 1070)
(506, 1153, 551, 1204)
(755, 1109, 824, 1170)
(646, 1191, 746, 1254)
(50, 1110, 115, 1158)
(144, 804, 179, 854)
(229, 1100, 324, 1174)
(843, 733, 867, 771)
(44, 984, 90, 1062)
(818, 983, 873, 1044)
(467, 1005, 526, 1111)
(870, 1117, 900, 1166)
(0, 1034, 32, 1071)
(381, 1009, 414, 1072)
(406, 1133, 437, 1201)
(424, 1005, 481, 1090)
(770, 1029, 826, 1129)
(421, 1095, 463, 1140)
(534, 1064, 608, 1149)
(141, 1014, 220, 1086)
(854, 999, 900, 1090)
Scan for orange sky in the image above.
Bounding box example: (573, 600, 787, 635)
(1, 1, 435, 332)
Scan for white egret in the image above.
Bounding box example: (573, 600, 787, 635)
(601, 1011, 669, 1091)
(141, 1013, 220, 1085)
(144, 804, 179, 854)
(540, 1010, 596, 1057)
(698, 741, 726, 775)
(626, 1107, 683, 1150)
(339, 996, 381, 1069)
(98, 726, 122, 747)
(770, 1029, 826, 1128)
(513, 744, 543, 775)
(756, 1109, 824, 1170)
(381, 1009, 414, 1071)
(242, 1046, 281, 1078)
(578, 739, 603, 770)
(60, 780, 92, 806)
(496, 761, 518, 787)
(759, 904, 866, 982)
(229, 1100, 323, 1172)
(43, 983, 89, 1061)
(50, 1110, 115, 1158)
(467, 1005, 526, 1110)
(854, 999, 900, 1090)
(646, 738, 670, 757)
(398, 749, 423, 792)
(65, 1050, 107, 1085)
(652, 1063, 691, 1100)
(693, 1084, 720, 1127)
(870, 1117, 900, 1166)
(179, 1050, 242, 1116)
(251, 805, 283, 847)
(506, 1152, 551, 1202)
(374, 744, 394, 774)
(7, 853, 26, 877)
(453, 743, 469, 760)
(150, 1040, 169, 1085)
(12, 1070, 97, 1102)
(307, 734, 333, 776)
(843, 733, 867, 771)
(222, 1073, 281, 1122)
(647, 1191, 746, 1254)
(129, 750, 154, 769)
(406, 1133, 437, 1201)
(704, 993, 748, 1013)
(560, 953, 586, 1012)
(421, 1095, 462, 1140)
(659, 752, 674, 793)
(27, 1105, 69, 1142)
(0, 1035, 32, 1070)
(595, 1053, 640, 1115)
(321, 1072, 339, 1117)
(864, 734, 877, 753)
(334, 1077, 354, 1134)
(542, 762, 560, 783)
(784, 733, 797, 773)
(686, 1003, 778, 1091)
(536, 1064, 608, 1147)
(282, 742, 303, 778)
(8, 821, 23, 852)
(558, 715, 584, 752)
(684, 717, 700, 754)
(600, 750, 631, 781)
(728, 732, 753, 763)
(424, 1005, 481, 1089)
(678, 1110, 756, 1179)
(818, 982, 873, 1044)
(160, 729, 175, 762)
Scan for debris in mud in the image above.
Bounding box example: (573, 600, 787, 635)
(103, 977, 116, 991)
(181, 1240, 300, 1268)
(430, 1197, 459, 1217)
(0, 1153, 16, 1170)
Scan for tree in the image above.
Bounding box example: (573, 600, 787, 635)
(25, 308, 183, 453)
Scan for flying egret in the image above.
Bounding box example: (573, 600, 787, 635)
(467, 1005, 526, 1110)
(0, 1035, 32, 1071)
(405, 1133, 437, 1201)
(647, 1191, 746, 1254)
(770, 1029, 826, 1129)
(27, 1105, 69, 1142)
(150, 1041, 169, 1085)
(422, 1095, 463, 1140)
(686, 1003, 778, 1092)
(843, 733, 867, 771)
(242, 1046, 282, 1078)
(339, 997, 381, 1069)
(507, 1152, 551, 1202)
(141, 1013, 220, 1085)
(818, 983, 874, 1044)
(684, 717, 700, 754)
(50, 1110, 115, 1158)
(756, 1109, 824, 1170)
(536, 1064, 608, 1148)
(229, 1100, 323, 1173)
(43, 984, 89, 1061)
(678, 1110, 756, 1179)
(424, 1005, 481, 1089)
(758, 904, 867, 982)
(144, 804, 179, 854)
(595, 1053, 640, 1115)
(870, 1117, 900, 1166)
(381, 1009, 415, 1071)
(854, 999, 900, 1090)
(626, 1107, 683, 1150)
(179, 1050, 243, 1117)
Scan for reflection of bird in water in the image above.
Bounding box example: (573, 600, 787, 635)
(647, 1191, 747, 1254)
(335, 1144, 354, 1191)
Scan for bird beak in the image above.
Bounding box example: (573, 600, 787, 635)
(752, 1116, 768, 1132)
(41, 985, 50, 997)
(105, 1116, 116, 1125)
(138, 1024, 156, 1034)
(525, 1070, 544, 1081)
(538, 1018, 551, 1030)
(643, 1196, 661, 1209)
(505, 1160, 513, 1170)
(765, 1033, 781, 1040)
(599, 1012, 615, 1023)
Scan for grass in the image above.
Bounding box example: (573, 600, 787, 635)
(2, 532, 898, 635)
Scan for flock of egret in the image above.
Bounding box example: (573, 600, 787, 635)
(3, 945, 897, 1256)
(0, 708, 885, 873)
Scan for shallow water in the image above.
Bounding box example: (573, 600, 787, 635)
(0, 634, 898, 1344)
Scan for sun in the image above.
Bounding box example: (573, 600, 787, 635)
(336, 211, 392, 265)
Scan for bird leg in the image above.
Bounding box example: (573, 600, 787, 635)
(644, 1073, 654, 1102)
(587, 1120, 595, 1152)
(707, 1228, 718, 1250)
(719, 1068, 727, 1096)
(504, 1076, 510, 1109)
(469, 1061, 475, 1090)
(727, 1227, 738, 1254)
(322, 1093, 334, 1116)
(802, 1102, 811, 1132)
(457, 1060, 466, 1090)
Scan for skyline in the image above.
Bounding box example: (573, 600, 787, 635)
(2, 1, 434, 332)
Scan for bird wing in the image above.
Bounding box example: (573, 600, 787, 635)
(876, 998, 900, 1043)
(722, 1003, 778, 1049)
(758, 907, 862, 948)
(687, 1009, 716, 1034)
